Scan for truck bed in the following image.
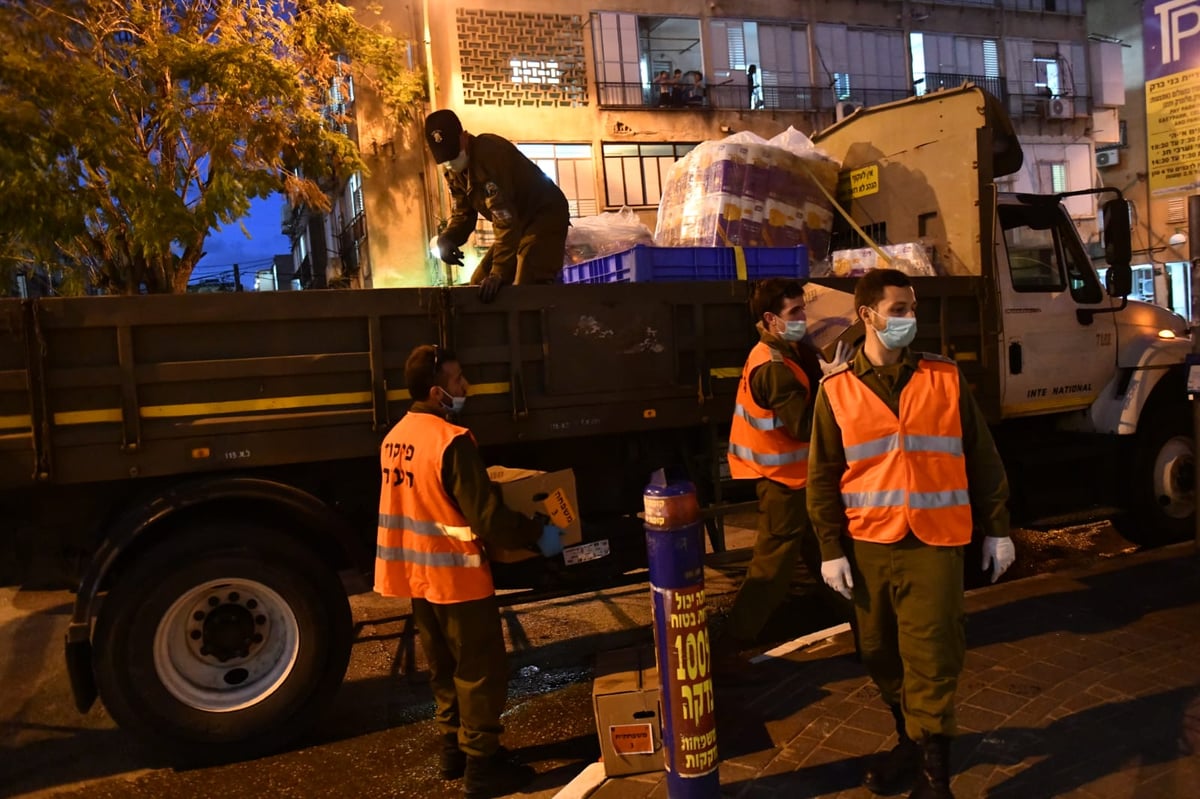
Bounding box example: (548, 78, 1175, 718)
(0, 283, 758, 489)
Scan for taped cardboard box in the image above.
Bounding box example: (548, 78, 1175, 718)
(486, 467, 582, 563)
(592, 646, 663, 776)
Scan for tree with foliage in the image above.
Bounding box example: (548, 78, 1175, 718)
(0, 0, 422, 294)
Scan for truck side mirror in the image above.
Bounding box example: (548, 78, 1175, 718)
(1102, 198, 1132, 297)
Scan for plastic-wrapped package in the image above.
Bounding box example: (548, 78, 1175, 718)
(654, 128, 840, 260)
(822, 241, 939, 278)
(564, 207, 656, 265)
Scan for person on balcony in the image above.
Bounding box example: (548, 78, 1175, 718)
(685, 72, 707, 107)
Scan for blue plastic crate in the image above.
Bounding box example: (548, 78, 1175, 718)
(561, 245, 809, 284)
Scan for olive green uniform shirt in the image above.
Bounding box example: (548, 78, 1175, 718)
(409, 402, 542, 551)
(441, 133, 570, 284)
(747, 322, 820, 440)
(807, 348, 1011, 562)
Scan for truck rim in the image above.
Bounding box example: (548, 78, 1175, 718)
(1153, 434, 1194, 520)
(153, 578, 300, 712)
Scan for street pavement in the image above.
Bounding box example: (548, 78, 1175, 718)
(2, 531, 1197, 798)
(577, 542, 1200, 799)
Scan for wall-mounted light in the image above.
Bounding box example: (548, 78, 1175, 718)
(1169, 230, 1187, 247)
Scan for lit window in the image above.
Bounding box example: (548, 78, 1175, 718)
(833, 73, 851, 101)
(510, 60, 561, 85)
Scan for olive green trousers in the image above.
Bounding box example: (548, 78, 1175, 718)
(411, 595, 509, 757)
(726, 479, 848, 642)
(845, 533, 965, 739)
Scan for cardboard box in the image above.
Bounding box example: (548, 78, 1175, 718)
(486, 467, 582, 563)
(592, 646, 664, 776)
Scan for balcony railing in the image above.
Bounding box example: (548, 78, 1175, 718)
(1007, 92, 1090, 120)
(919, 72, 1007, 103)
(596, 81, 915, 112)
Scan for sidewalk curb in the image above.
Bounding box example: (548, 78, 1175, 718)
(549, 761, 606, 799)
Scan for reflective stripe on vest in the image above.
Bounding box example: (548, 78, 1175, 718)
(374, 412, 494, 603)
(378, 513, 475, 542)
(823, 358, 972, 546)
(727, 342, 811, 489)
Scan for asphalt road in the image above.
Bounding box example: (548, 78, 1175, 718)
(0, 517, 1147, 799)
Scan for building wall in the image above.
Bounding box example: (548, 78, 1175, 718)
(1088, 2, 1190, 267)
(351, 0, 1105, 287)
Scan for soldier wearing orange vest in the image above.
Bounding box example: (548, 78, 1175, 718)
(376, 344, 562, 799)
(807, 269, 1015, 799)
(722, 278, 850, 656)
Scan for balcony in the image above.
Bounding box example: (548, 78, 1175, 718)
(337, 212, 368, 281)
(596, 81, 915, 113)
(919, 72, 1007, 104)
(1008, 92, 1090, 121)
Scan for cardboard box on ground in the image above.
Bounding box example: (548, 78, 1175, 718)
(592, 646, 664, 776)
(485, 466, 582, 563)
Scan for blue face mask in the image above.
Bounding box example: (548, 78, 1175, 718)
(870, 311, 917, 350)
(779, 319, 807, 342)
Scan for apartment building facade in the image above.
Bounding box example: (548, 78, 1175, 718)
(286, 0, 1123, 289)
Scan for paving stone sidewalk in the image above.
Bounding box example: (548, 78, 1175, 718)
(586, 543, 1200, 798)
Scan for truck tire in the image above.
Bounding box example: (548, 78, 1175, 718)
(92, 523, 352, 762)
(1129, 403, 1194, 543)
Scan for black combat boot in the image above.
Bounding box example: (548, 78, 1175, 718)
(463, 748, 535, 799)
(863, 704, 921, 795)
(439, 732, 466, 780)
(909, 734, 954, 799)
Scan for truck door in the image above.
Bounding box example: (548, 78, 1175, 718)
(996, 199, 1117, 417)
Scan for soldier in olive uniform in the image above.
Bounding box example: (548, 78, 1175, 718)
(424, 110, 569, 302)
(807, 268, 1014, 799)
(377, 345, 564, 797)
(722, 279, 851, 657)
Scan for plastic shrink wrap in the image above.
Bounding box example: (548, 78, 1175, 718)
(653, 128, 840, 260)
(564, 207, 656, 265)
(820, 241, 938, 278)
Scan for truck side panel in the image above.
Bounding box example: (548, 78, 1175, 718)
(10, 283, 756, 493)
(30, 290, 439, 484)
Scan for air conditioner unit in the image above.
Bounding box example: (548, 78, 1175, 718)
(836, 100, 862, 122)
(1096, 149, 1120, 169)
(1045, 97, 1074, 120)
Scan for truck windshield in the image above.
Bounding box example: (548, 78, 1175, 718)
(1000, 203, 1104, 304)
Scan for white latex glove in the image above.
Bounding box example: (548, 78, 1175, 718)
(982, 536, 1016, 583)
(818, 340, 852, 377)
(820, 557, 854, 600)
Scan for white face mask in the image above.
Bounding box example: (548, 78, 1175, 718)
(444, 149, 468, 173)
(438, 387, 466, 415)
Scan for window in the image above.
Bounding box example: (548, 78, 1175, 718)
(816, 24, 908, 107)
(517, 143, 597, 217)
(468, 144, 596, 251)
(602, 142, 697, 208)
(833, 72, 851, 100)
(912, 33, 1002, 98)
(1034, 57, 1062, 95)
(592, 13, 702, 108)
(348, 173, 364, 217)
(1038, 161, 1068, 194)
(1001, 203, 1103, 303)
(510, 60, 561, 85)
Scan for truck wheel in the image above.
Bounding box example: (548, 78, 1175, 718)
(93, 524, 352, 762)
(1130, 406, 1194, 543)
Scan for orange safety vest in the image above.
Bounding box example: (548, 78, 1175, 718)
(374, 411, 494, 603)
(822, 357, 972, 546)
(727, 341, 811, 489)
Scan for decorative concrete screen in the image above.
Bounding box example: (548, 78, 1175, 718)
(457, 9, 588, 107)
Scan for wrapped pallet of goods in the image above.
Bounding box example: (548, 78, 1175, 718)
(653, 128, 840, 261)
